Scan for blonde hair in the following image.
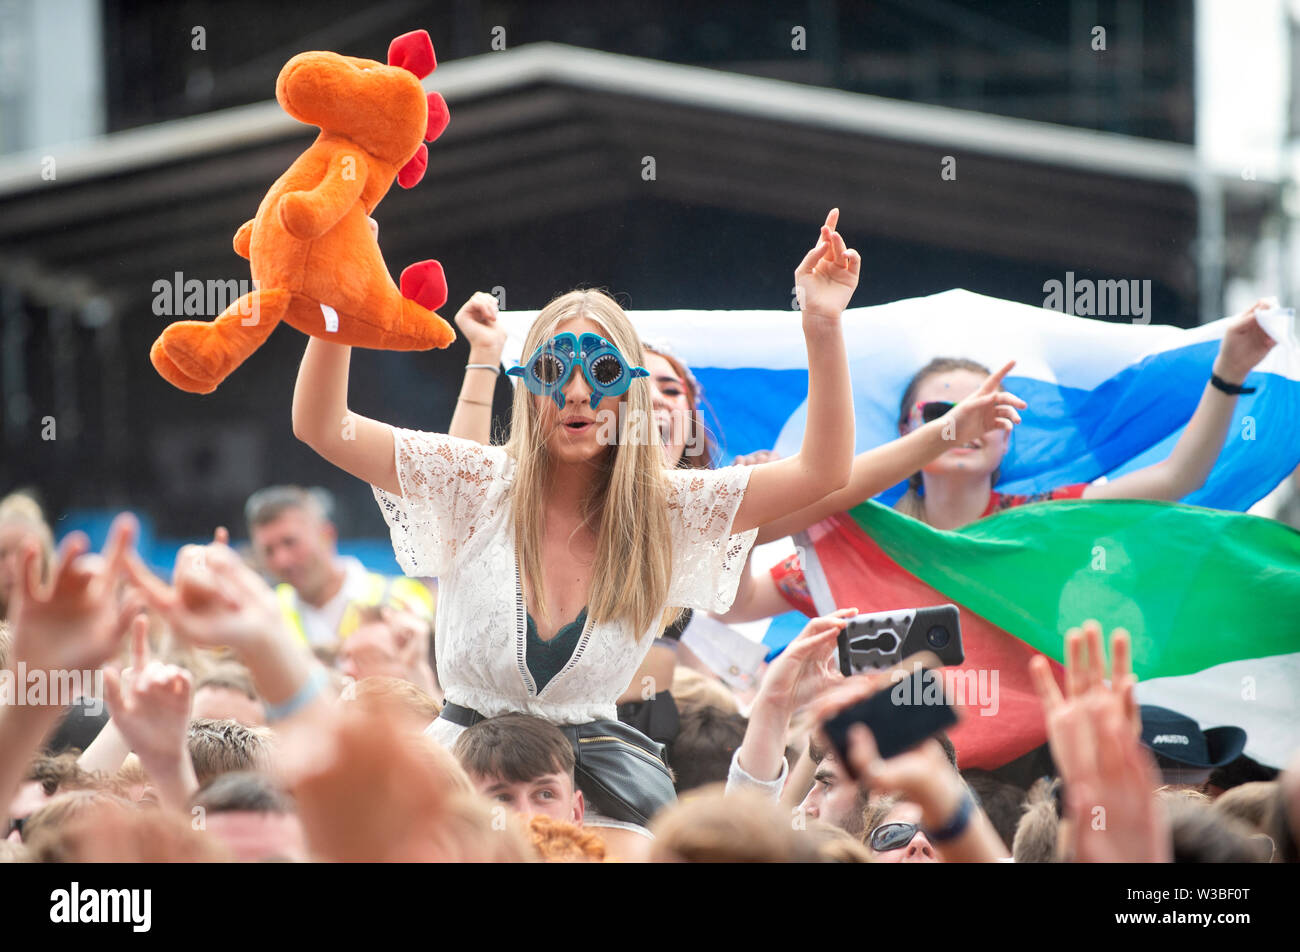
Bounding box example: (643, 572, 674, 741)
(649, 785, 822, 862)
(1212, 781, 1278, 834)
(670, 666, 740, 715)
(344, 675, 442, 726)
(503, 289, 675, 639)
(0, 491, 56, 593)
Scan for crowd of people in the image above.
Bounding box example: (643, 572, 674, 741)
(1, 209, 1296, 864)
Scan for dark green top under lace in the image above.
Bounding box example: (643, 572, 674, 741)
(525, 607, 587, 692)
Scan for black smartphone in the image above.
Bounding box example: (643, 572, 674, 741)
(836, 604, 963, 676)
(823, 667, 959, 765)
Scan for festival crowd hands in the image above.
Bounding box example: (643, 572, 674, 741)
(735, 610, 855, 783)
(1, 518, 1297, 863)
(1030, 621, 1171, 863)
(102, 619, 198, 811)
(801, 656, 1010, 863)
(0, 521, 536, 862)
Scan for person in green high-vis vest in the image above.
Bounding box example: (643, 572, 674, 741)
(244, 485, 433, 651)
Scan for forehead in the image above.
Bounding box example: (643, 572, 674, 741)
(914, 369, 984, 402)
(476, 771, 572, 792)
(342, 622, 396, 652)
(553, 317, 609, 341)
(205, 811, 306, 856)
(884, 801, 924, 825)
(644, 353, 681, 381)
(816, 753, 848, 779)
(252, 508, 317, 537)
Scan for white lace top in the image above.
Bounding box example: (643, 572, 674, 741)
(372, 427, 758, 747)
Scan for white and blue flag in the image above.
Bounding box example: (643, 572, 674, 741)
(502, 288, 1300, 656)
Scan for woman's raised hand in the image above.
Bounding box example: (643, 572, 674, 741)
(758, 608, 854, 713)
(454, 291, 506, 360)
(945, 360, 1027, 443)
(795, 209, 861, 321)
(1215, 298, 1278, 383)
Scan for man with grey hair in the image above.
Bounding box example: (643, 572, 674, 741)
(244, 485, 432, 651)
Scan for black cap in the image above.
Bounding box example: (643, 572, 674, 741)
(1139, 704, 1246, 769)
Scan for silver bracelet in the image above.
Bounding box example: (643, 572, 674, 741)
(465, 363, 500, 375)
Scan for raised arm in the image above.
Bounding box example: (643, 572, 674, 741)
(292, 337, 400, 494)
(751, 362, 1025, 544)
(1084, 300, 1277, 501)
(731, 210, 857, 535)
(1, 517, 140, 823)
(446, 291, 507, 444)
(731, 611, 852, 788)
(102, 620, 200, 812)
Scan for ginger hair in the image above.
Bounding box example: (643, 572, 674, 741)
(526, 814, 607, 863)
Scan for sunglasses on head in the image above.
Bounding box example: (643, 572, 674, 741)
(916, 400, 956, 424)
(508, 332, 648, 410)
(869, 821, 924, 852)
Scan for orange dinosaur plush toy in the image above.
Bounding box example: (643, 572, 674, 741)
(151, 29, 455, 394)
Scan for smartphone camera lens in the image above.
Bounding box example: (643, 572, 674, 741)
(926, 626, 950, 650)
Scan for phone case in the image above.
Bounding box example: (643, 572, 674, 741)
(836, 604, 964, 676)
(824, 668, 960, 764)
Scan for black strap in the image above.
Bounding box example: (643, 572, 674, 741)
(439, 702, 486, 728)
(1210, 373, 1256, 395)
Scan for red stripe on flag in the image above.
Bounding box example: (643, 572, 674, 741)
(807, 513, 1066, 770)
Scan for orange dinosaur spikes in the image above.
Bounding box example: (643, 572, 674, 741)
(150, 29, 455, 394)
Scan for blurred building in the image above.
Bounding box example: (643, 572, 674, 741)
(0, 0, 1294, 551)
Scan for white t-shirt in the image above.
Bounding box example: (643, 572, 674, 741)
(372, 427, 758, 748)
(292, 556, 373, 648)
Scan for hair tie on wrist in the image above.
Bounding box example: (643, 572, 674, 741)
(457, 397, 493, 407)
(264, 666, 330, 723)
(1210, 373, 1255, 395)
(465, 363, 500, 375)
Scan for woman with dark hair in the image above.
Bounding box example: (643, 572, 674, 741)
(720, 299, 1278, 621)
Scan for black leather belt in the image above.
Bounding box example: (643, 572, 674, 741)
(439, 702, 486, 728)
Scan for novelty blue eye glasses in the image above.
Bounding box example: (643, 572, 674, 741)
(507, 332, 649, 409)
